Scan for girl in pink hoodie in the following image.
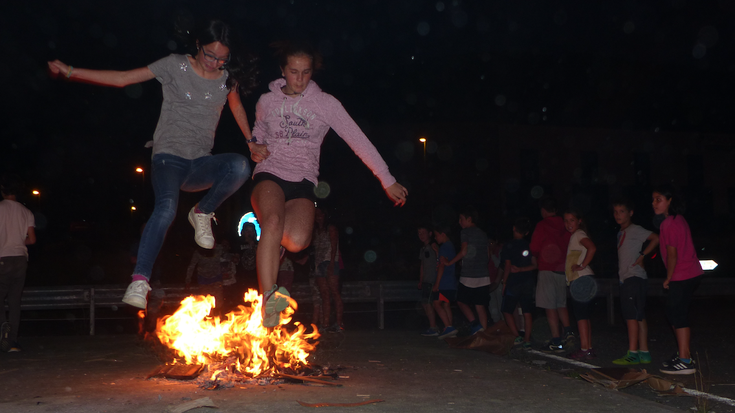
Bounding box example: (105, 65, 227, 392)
(248, 41, 407, 327)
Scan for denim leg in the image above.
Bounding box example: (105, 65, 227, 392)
(182, 153, 250, 214)
(133, 154, 189, 279)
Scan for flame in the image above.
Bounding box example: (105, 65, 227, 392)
(155, 289, 319, 377)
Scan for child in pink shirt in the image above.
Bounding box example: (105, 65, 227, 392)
(652, 185, 703, 375)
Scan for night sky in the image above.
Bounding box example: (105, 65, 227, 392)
(2, 1, 733, 284)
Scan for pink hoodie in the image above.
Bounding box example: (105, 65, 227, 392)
(251, 78, 396, 188)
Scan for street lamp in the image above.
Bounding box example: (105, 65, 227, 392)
(32, 190, 40, 208)
(135, 167, 145, 184)
(419, 137, 427, 162)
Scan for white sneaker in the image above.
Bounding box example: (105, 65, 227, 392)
(188, 206, 216, 249)
(122, 280, 151, 309)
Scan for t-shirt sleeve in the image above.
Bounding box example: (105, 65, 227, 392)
(25, 209, 35, 228)
(147, 54, 177, 85)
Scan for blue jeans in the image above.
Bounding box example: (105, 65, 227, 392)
(133, 153, 250, 279)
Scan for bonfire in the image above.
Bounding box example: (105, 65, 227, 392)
(153, 289, 320, 381)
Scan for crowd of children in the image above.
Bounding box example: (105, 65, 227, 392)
(416, 185, 703, 375)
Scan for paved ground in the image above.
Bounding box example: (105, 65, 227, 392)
(0, 329, 690, 413)
(1, 294, 732, 412)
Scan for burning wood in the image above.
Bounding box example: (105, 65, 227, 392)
(152, 289, 319, 382)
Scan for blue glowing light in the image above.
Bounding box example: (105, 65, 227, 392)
(238, 212, 261, 241)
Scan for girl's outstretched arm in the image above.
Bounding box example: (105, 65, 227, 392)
(48, 60, 155, 87)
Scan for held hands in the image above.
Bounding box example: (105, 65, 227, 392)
(248, 143, 270, 163)
(510, 265, 521, 273)
(432, 283, 439, 292)
(571, 264, 585, 272)
(663, 279, 671, 289)
(440, 256, 449, 266)
(385, 182, 408, 207)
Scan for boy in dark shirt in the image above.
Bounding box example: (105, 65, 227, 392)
(501, 217, 537, 349)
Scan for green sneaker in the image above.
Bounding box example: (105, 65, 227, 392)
(513, 336, 524, 346)
(521, 341, 532, 350)
(262, 285, 291, 328)
(612, 351, 640, 365)
(639, 351, 652, 364)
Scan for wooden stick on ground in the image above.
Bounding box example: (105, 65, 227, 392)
(273, 373, 343, 387)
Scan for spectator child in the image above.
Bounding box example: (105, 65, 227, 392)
(441, 207, 490, 334)
(433, 226, 459, 339)
(417, 225, 440, 336)
(653, 186, 703, 375)
(501, 217, 536, 349)
(612, 200, 659, 366)
(530, 197, 573, 351)
(0, 175, 36, 352)
(563, 209, 597, 360)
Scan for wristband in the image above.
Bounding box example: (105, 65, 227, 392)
(66, 66, 74, 78)
(246, 137, 257, 144)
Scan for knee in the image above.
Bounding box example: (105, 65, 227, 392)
(284, 232, 312, 252)
(260, 213, 284, 234)
(226, 154, 251, 180)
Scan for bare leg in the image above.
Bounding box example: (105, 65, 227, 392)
(475, 304, 488, 330)
(251, 181, 286, 292)
(626, 319, 639, 351)
(578, 319, 591, 350)
(422, 302, 438, 330)
(504, 312, 519, 336)
(433, 300, 452, 327)
(558, 306, 571, 329)
(675, 327, 691, 360)
(316, 277, 330, 327)
(252, 182, 314, 293)
(457, 301, 476, 323)
(546, 308, 560, 338)
(328, 273, 343, 326)
(523, 312, 533, 343)
(638, 319, 649, 352)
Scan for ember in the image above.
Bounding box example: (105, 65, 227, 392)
(154, 289, 319, 379)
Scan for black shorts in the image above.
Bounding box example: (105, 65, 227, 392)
(571, 296, 594, 321)
(666, 275, 702, 329)
(501, 280, 535, 314)
(253, 172, 317, 202)
(620, 277, 647, 321)
(457, 283, 490, 307)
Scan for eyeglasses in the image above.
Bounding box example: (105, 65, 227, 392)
(201, 49, 230, 65)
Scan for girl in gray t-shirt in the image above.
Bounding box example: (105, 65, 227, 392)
(48, 20, 258, 310)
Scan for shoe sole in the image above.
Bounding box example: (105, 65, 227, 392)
(188, 211, 215, 249)
(438, 331, 458, 339)
(660, 368, 696, 375)
(122, 295, 148, 309)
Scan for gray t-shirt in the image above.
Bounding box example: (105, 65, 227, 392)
(147, 54, 230, 160)
(617, 224, 653, 281)
(419, 244, 438, 284)
(460, 226, 489, 278)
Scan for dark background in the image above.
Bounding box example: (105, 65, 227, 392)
(2, 0, 733, 286)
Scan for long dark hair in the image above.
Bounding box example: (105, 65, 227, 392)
(652, 184, 685, 216)
(192, 20, 258, 96)
(271, 40, 323, 72)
